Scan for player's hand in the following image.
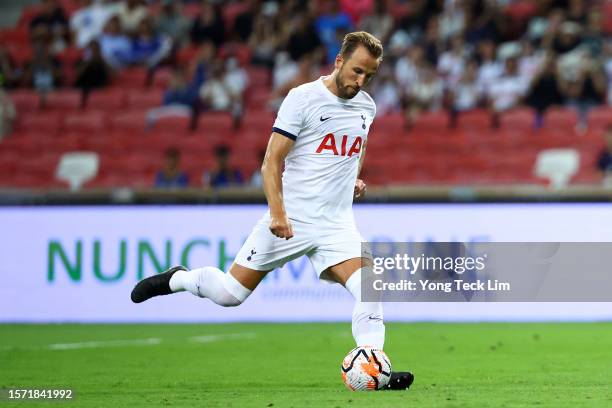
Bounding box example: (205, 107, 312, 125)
(270, 214, 294, 240)
(354, 179, 367, 198)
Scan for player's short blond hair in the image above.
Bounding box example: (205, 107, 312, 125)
(339, 31, 383, 61)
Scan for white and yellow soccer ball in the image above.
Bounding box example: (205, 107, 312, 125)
(340, 346, 392, 391)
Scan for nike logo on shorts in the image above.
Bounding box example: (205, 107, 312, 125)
(320, 116, 331, 121)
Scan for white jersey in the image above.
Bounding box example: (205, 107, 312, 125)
(271, 76, 377, 226)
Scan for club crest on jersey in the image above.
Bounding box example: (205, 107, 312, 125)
(316, 134, 362, 157)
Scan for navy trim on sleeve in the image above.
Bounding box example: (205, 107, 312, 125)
(272, 127, 297, 141)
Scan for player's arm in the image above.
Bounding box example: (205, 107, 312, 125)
(354, 140, 367, 198)
(262, 132, 295, 239)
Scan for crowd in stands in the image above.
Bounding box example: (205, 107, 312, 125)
(1, 0, 612, 188)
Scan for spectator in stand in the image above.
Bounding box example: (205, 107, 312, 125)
(155, 147, 189, 188)
(190, 1, 225, 48)
(448, 59, 482, 128)
(99, 16, 132, 70)
(395, 44, 427, 93)
(199, 58, 247, 128)
(70, 0, 118, 49)
(0, 88, 16, 141)
(315, 0, 354, 64)
(204, 145, 244, 188)
(75, 40, 112, 96)
(0, 46, 20, 89)
(403, 63, 444, 129)
(487, 55, 529, 128)
(560, 53, 606, 133)
(286, 14, 323, 63)
(147, 62, 206, 130)
(155, 0, 190, 48)
(233, 0, 258, 42)
(552, 21, 582, 55)
(519, 40, 545, 83)
(437, 0, 466, 42)
(116, 0, 148, 35)
(526, 53, 563, 128)
(248, 3, 282, 69)
(29, 0, 69, 53)
(358, 0, 393, 46)
(269, 53, 318, 111)
(604, 40, 612, 105)
(23, 41, 62, 93)
(581, 8, 604, 58)
(131, 17, 172, 69)
(371, 65, 401, 116)
(476, 39, 503, 98)
(437, 36, 468, 88)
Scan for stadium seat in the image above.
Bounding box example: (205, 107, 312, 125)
(63, 111, 107, 133)
(114, 68, 149, 89)
(9, 90, 42, 112)
(127, 89, 163, 109)
(86, 89, 127, 111)
(56, 151, 100, 191)
(110, 110, 147, 131)
(534, 148, 580, 188)
(17, 112, 63, 133)
(43, 90, 83, 111)
(545, 107, 578, 128)
(588, 106, 612, 130)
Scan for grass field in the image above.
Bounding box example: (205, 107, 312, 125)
(0, 323, 611, 407)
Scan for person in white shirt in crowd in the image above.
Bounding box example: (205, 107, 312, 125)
(70, 0, 119, 49)
(476, 39, 502, 97)
(487, 55, 530, 128)
(447, 59, 482, 127)
(199, 57, 248, 128)
(116, 0, 148, 35)
(403, 63, 444, 129)
(437, 36, 468, 88)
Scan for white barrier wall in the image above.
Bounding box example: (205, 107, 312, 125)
(1, 204, 611, 322)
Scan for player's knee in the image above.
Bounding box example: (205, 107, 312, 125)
(216, 293, 244, 307)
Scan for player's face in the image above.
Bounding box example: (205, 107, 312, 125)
(335, 46, 380, 99)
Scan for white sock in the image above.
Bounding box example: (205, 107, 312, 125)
(345, 268, 385, 349)
(169, 266, 252, 307)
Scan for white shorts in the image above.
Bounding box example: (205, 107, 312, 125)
(234, 215, 364, 281)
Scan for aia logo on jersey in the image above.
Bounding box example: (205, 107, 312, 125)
(316, 134, 362, 157)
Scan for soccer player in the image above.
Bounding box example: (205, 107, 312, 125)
(131, 31, 413, 390)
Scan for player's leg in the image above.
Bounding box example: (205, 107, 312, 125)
(326, 258, 414, 390)
(324, 258, 385, 350)
(132, 215, 311, 306)
(130, 262, 268, 306)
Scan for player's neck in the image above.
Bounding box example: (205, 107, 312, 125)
(323, 71, 342, 98)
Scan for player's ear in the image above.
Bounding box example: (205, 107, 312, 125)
(334, 54, 344, 70)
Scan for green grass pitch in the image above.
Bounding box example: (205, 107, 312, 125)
(1, 323, 611, 407)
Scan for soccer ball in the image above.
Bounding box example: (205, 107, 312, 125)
(340, 346, 392, 391)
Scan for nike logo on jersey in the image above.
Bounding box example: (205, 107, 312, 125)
(320, 116, 332, 121)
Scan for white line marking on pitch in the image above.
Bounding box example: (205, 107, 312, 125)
(48, 338, 162, 350)
(0, 332, 257, 352)
(189, 332, 257, 343)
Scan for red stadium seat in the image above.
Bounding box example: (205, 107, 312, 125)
(588, 106, 612, 130)
(545, 107, 578, 128)
(43, 90, 82, 111)
(114, 67, 148, 89)
(63, 111, 107, 133)
(86, 89, 127, 111)
(17, 112, 63, 133)
(9, 90, 42, 112)
(126, 89, 163, 109)
(110, 109, 147, 131)
(197, 113, 234, 138)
